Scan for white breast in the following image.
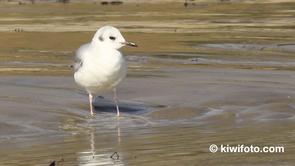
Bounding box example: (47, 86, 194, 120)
(74, 48, 127, 94)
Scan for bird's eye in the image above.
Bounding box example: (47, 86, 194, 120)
(109, 36, 116, 40)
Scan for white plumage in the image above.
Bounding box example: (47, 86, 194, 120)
(73, 26, 137, 116)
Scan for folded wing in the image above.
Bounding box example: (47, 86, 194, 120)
(73, 43, 90, 72)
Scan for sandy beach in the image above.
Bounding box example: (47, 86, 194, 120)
(0, 1, 294, 165)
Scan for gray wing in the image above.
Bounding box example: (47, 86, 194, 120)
(72, 43, 90, 72)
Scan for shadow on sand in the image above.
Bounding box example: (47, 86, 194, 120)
(92, 96, 150, 115)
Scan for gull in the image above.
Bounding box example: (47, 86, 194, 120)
(73, 26, 137, 116)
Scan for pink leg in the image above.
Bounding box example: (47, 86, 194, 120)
(89, 93, 94, 116)
(113, 88, 120, 117)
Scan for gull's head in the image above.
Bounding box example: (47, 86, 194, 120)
(92, 26, 137, 49)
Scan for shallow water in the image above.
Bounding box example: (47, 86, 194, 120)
(0, 1, 295, 165)
(0, 66, 294, 165)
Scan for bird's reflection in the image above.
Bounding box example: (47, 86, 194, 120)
(76, 97, 150, 166)
(77, 118, 123, 166)
(117, 118, 121, 144)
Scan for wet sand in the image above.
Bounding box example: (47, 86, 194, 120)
(0, 1, 295, 165)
